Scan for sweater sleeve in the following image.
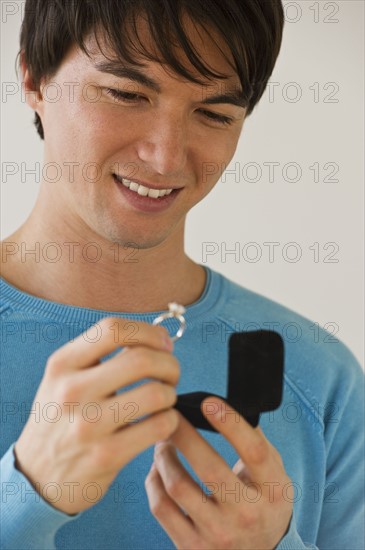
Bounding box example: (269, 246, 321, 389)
(276, 513, 317, 549)
(278, 354, 365, 550)
(314, 357, 365, 550)
(1, 443, 80, 550)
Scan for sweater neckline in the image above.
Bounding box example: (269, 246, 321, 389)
(0, 265, 223, 324)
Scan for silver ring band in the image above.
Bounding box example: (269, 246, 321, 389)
(153, 302, 187, 342)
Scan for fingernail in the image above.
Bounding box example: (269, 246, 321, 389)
(157, 327, 173, 351)
(154, 440, 172, 452)
(155, 440, 168, 449)
(211, 400, 224, 418)
(163, 334, 173, 351)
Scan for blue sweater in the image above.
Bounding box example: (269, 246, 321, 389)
(1, 267, 364, 549)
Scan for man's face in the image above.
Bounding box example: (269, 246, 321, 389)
(32, 17, 246, 249)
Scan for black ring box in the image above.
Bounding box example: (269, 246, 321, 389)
(174, 330, 284, 432)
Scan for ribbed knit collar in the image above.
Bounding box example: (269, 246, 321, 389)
(0, 266, 223, 327)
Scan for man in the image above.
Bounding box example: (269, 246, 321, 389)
(1, 0, 363, 548)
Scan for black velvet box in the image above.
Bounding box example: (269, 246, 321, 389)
(175, 330, 284, 432)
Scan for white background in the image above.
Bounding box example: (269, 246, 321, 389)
(1, 1, 364, 367)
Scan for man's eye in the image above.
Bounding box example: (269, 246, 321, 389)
(105, 89, 233, 126)
(199, 110, 234, 126)
(106, 88, 145, 102)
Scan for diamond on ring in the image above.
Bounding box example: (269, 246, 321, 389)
(167, 302, 186, 315)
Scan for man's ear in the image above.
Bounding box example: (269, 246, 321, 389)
(20, 51, 44, 114)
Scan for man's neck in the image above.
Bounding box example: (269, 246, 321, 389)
(0, 227, 206, 313)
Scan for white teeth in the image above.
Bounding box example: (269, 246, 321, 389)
(119, 177, 174, 199)
(129, 181, 139, 192)
(148, 188, 160, 199)
(137, 185, 149, 196)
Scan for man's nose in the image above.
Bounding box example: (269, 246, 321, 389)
(136, 114, 188, 177)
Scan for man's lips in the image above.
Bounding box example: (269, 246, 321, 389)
(113, 173, 183, 191)
(113, 174, 181, 212)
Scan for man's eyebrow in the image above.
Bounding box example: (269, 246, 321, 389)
(201, 92, 247, 109)
(93, 61, 161, 93)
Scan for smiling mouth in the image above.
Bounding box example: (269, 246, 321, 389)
(113, 174, 175, 199)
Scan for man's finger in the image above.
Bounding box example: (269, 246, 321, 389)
(104, 409, 180, 471)
(145, 460, 196, 546)
(168, 412, 238, 488)
(89, 347, 180, 397)
(46, 317, 172, 372)
(202, 397, 281, 484)
(153, 441, 216, 519)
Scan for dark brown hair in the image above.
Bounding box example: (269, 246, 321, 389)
(18, 0, 284, 139)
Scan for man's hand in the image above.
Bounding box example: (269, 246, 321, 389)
(145, 397, 293, 550)
(14, 317, 180, 514)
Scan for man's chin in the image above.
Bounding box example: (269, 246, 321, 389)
(107, 234, 168, 252)
(106, 221, 184, 251)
